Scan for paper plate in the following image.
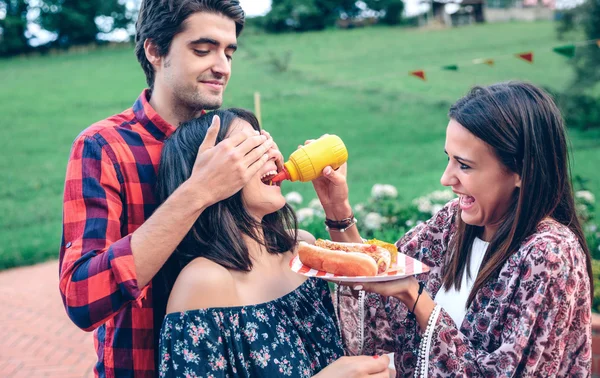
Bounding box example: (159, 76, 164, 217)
(289, 252, 430, 283)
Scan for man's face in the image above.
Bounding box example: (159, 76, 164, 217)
(157, 12, 237, 111)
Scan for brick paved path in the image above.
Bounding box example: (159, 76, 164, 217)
(0, 260, 96, 377)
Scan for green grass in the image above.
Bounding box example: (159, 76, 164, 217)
(1, 20, 599, 270)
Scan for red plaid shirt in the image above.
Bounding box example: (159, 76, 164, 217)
(59, 90, 184, 377)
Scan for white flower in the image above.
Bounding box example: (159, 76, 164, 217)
(371, 184, 398, 199)
(576, 203, 589, 216)
(430, 204, 444, 216)
(586, 224, 597, 233)
(413, 197, 432, 213)
(576, 190, 595, 204)
(364, 212, 385, 230)
(405, 219, 415, 227)
(296, 208, 315, 223)
(308, 198, 323, 210)
(354, 203, 365, 213)
(285, 191, 303, 205)
(429, 190, 455, 202)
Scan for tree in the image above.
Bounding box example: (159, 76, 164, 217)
(364, 0, 405, 25)
(38, 0, 130, 47)
(264, 0, 358, 33)
(0, 0, 30, 56)
(555, 0, 600, 130)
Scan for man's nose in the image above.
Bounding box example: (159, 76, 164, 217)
(211, 53, 231, 77)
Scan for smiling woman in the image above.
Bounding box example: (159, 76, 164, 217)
(151, 108, 393, 377)
(309, 81, 593, 377)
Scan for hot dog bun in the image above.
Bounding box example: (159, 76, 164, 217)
(297, 242, 378, 276)
(297, 240, 391, 276)
(315, 239, 391, 275)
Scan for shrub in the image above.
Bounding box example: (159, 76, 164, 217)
(287, 183, 600, 310)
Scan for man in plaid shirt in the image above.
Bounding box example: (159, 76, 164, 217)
(58, 1, 280, 376)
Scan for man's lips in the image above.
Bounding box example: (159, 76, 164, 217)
(200, 81, 224, 90)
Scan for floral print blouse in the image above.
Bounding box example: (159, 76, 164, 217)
(337, 199, 591, 377)
(159, 278, 343, 377)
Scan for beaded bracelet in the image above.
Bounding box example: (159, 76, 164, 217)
(415, 304, 441, 378)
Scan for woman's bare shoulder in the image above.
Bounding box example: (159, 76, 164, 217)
(166, 258, 240, 313)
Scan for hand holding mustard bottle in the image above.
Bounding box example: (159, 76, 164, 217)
(271, 134, 348, 183)
(272, 134, 352, 224)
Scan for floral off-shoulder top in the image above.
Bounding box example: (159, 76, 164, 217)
(159, 278, 343, 377)
(337, 199, 591, 377)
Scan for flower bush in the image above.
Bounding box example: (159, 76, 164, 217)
(286, 184, 600, 311)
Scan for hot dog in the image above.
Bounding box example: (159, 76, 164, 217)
(297, 239, 391, 276)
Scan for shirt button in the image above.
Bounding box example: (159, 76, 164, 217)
(66, 242, 72, 248)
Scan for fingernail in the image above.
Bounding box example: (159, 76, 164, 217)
(324, 167, 332, 175)
(353, 285, 363, 291)
(372, 355, 379, 359)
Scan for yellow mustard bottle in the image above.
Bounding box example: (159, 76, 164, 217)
(271, 134, 348, 183)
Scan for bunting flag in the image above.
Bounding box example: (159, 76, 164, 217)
(516, 52, 534, 63)
(410, 70, 426, 81)
(553, 45, 576, 58)
(406, 39, 597, 81)
(473, 58, 494, 66)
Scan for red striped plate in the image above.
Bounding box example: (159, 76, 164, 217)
(289, 252, 430, 283)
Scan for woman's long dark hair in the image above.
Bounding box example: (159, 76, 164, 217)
(443, 82, 592, 307)
(154, 108, 297, 293)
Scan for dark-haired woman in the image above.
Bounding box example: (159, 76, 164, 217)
(155, 109, 393, 377)
(311, 82, 592, 377)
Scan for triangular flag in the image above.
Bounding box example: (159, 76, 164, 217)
(442, 65, 458, 71)
(516, 52, 534, 63)
(553, 45, 576, 58)
(410, 70, 426, 81)
(473, 58, 494, 66)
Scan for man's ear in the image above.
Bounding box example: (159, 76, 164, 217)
(144, 39, 162, 68)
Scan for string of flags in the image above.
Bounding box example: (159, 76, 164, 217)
(409, 39, 600, 81)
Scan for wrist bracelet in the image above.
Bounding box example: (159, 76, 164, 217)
(325, 214, 357, 232)
(410, 281, 425, 314)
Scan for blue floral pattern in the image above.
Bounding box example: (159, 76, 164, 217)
(159, 278, 344, 377)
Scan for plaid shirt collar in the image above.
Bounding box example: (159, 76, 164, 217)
(132, 89, 177, 141)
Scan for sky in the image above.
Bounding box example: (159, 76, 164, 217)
(239, 0, 272, 17)
(239, 0, 430, 17)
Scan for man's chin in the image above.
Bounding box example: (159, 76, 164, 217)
(201, 101, 222, 111)
(195, 94, 223, 110)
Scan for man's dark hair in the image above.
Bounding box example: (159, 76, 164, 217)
(135, 0, 245, 88)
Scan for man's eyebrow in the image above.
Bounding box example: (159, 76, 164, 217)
(444, 150, 475, 164)
(189, 38, 238, 51)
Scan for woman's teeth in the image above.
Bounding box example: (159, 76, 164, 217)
(260, 170, 278, 181)
(260, 170, 279, 186)
(460, 195, 475, 205)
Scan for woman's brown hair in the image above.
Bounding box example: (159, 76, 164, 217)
(444, 82, 592, 307)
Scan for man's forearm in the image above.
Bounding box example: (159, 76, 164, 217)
(131, 180, 210, 288)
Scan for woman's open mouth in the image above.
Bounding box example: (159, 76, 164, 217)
(260, 170, 281, 187)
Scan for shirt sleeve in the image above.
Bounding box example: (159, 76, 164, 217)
(59, 134, 145, 331)
(396, 198, 458, 268)
(421, 236, 591, 377)
(341, 199, 459, 363)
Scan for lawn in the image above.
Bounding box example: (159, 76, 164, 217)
(1, 20, 599, 269)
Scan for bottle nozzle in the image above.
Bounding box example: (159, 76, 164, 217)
(270, 169, 290, 183)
